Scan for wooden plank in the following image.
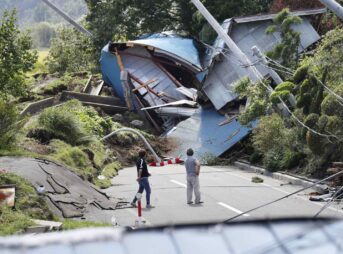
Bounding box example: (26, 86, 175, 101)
(132, 79, 159, 92)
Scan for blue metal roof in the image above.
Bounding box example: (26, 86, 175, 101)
(166, 106, 257, 161)
(100, 44, 124, 102)
(131, 35, 203, 71)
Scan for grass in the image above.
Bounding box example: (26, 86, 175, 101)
(62, 219, 112, 230)
(0, 172, 54, 236)
(0, 207, 34, 236)
(0, 172, 54, 220)
(30, 50, 49, 75)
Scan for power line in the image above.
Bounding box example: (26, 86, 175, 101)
(224, 169, 343, 222)
(265, 57, 343, 105)
(207, 45, 342, 143)
(314, 185, 343, 218)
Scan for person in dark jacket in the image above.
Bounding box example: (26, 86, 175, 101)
(131, 150, 154, 208)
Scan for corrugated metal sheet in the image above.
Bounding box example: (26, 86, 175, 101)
(100, 44, 124, 102)
(100, 45, 187, 106)
(122, 47, 187, 106)
(203, 15, 321, 110)
(1, 219, 342, 254)
(131, 35, 203, 71)
(166, 106, 256, 160)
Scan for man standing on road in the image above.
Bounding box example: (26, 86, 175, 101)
(131, 150, 154, 208)
(185, 148, 203, 205)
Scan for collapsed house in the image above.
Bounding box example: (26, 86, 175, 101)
(100, 8, 325, 160)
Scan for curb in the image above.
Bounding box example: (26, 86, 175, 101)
(234, 161, 329, 193)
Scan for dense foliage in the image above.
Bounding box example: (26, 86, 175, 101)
(0, 102, 20, 150)
(46, 27, 94, 74)
(0, 10, 37, 99)
(235, 10, 343, 174)
(266, 8, 302, 70)
(85, 0, 273, 49)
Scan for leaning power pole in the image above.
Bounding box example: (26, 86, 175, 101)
(319, 0, 343, 20)
(40, 0, 93, 38)
(190, 0, 261, 83)
(190, 0, 291, 115)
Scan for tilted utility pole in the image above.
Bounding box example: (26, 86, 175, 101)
(319, 0, 343, 20)
(40, 0, 93, 38)
(190, 0, 261, 83)
(190, 0, 293, 115)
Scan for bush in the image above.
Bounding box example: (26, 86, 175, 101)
(321, 86, 343, 118)
(263, 148, 284, 172)
(293, 64, 309, 83)
(50, 140, 95, 180)
(253, 114, 290, 154)
(0, 102, 19, 149)
(38, 106, 87, 146)
(281, 150, 304, 169)
(93, 178, 112, 189)
(249, 152, 263, 164)
(102, 161, 121, 178)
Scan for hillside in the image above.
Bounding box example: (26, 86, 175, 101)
(0, 0, 88, 28)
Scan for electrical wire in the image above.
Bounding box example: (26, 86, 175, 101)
(265, 57, 343, 105)
(314, 185, 343, 218)
(224, 169, 343, 222)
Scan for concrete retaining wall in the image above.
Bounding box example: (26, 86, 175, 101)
(60, 91, 122, 106)
(20, 97, 55, 116)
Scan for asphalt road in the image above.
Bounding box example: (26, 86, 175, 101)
(106, 164, 343, 227)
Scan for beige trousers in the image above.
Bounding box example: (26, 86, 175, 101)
(187, 176, 201, 203)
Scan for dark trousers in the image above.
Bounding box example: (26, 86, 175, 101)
(132, 177, 151, 205)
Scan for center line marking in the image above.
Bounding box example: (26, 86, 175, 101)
(170, 180, 187, 188)
(217, 202, 250, 217)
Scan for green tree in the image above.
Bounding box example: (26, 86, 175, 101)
(0, 10, 37, 99)
(46, 27, 94, 74)
(30, 22, 56, 48)
(85, 0, 273, 50)
(266, 8, 302, 70)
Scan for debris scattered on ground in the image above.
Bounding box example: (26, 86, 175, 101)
(251, 176, 264, 183)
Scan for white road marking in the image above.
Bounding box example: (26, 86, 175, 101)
(170, 180, 187, 188)
(224, 171, 343, 215)
(218, 202, 250, 217)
